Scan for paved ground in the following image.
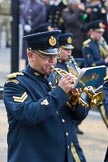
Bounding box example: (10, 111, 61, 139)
(0, 47, 108, 162)
(0, 101, 8, 162)
(78, 110, 108, 162)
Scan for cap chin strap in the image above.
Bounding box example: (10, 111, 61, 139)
(38, 49, 61, 55)
(62, 45, 74, 49)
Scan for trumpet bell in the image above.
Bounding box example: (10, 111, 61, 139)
(90, 92, 104, 108)
(83, 87, 104, 109)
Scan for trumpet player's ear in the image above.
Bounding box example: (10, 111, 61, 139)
(27, 50, 35, 64)
(27, 50, 32, 58)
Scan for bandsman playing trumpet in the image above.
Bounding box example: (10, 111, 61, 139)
(97, 75, 108, 128)
(48, 32, 105, 161)
(48, 32, 88, 162)
(33, 24, 88, 161)
(3, 30, 91, 162)
(82, 19, 108, 129)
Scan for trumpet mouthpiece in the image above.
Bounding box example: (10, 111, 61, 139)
(51, 65, 54, 69)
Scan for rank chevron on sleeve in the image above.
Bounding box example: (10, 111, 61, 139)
(13, 92, 28, 102)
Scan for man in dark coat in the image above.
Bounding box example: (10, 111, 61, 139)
(82, 19, 108, 67)
(48, 32, 87, 162)
(62, 0, 87, 58)
(46, 0, 67, 32)
(99, 75, 108, 128)
(3, 30, 90, 162)
(82, 20, 108, 129)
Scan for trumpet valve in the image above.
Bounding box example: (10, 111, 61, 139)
(79, 98, 89, 108)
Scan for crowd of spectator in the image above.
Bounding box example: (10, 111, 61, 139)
(0, 0, 108, 63)
(0, 0, 11, 47)
(18, 0, 108, 64)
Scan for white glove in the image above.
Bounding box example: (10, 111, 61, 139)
(24, 25, 32, 33)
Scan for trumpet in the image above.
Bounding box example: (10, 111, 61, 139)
(51, 65, 88, 109)
(68, 56, 104, 109)
(83, 87, 104, 108)
(52, 62, 104, 109)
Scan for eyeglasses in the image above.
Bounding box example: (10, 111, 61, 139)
(32, 50, 59, 60)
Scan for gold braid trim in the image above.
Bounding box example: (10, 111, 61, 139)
(104, 75, 108, 81)
(71, 143, 81, 162)
(99, 45, 108, 58)
(99, 104, 108, 127)
(67, 66, 78, 77)
(6, 79, 19, 84)
(7, 72, 24, 79)
(13, 92, 28, 103)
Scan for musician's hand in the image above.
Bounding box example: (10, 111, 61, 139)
(70, 88, 82, 98)
(105, 56, 108, 64)
(58, 73, 76, 94)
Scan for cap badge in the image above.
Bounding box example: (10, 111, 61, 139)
(67, 37, 72, 44)
(49, 36, 56, 46)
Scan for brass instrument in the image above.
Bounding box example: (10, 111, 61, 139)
(69, 56, 81, 74)
(68, 56, 105, 109)
(51, 65, 88, 109)
(83, 87, 104, 109)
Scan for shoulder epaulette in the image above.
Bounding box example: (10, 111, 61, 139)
(7, 72, 24, 79)
(6, 79, 19, 84)
(83, 39, 91, 47)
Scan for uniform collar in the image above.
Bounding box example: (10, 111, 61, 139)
(58, 59, 66, 63)
(26, 65, 48, 79)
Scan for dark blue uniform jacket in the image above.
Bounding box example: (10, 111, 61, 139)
(82, 39, 106, 67)
(3, 65, 89, 162)
(48, 60, 87, 162)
